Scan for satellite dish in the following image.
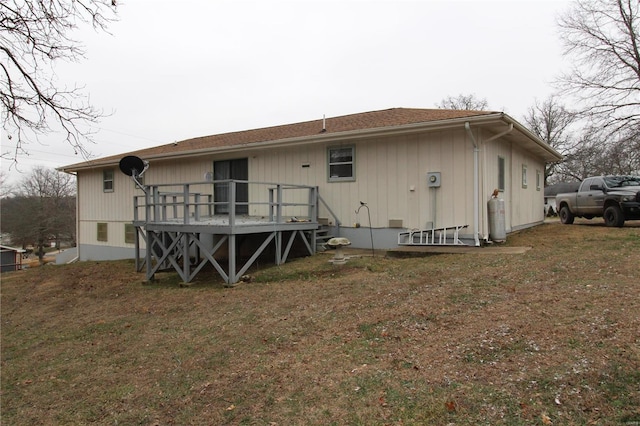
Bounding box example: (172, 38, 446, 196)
(119, 155, 147, 177)
(118, 155, 149, 193)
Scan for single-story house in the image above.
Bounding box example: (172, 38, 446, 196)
(59, 108, 562, 282)
(0, 245, 25, 273)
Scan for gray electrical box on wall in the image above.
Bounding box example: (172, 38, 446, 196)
(427, 172, 441, 187)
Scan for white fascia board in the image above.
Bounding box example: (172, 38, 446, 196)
(61, 112, 561, 172)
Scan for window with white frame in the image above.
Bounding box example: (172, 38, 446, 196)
(536, 170, 542, 191)
(103, 169, 114, 192)
(522, 164, 528, 189)
(328, 146, 355, 182)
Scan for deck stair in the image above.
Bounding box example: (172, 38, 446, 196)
(314, 226, 334, 252)
(398, 224, 468, 246)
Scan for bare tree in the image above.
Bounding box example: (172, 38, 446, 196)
(1, 166, 76, 263)
(600, 130, 640, 174)
(0, 0, 117, 164)
(437, 94, 489, 110)
(0, 171, 12, 197)
(554, 132, 606, 181)
(523, 97, 579, 185)
(557, 0, 640, 133)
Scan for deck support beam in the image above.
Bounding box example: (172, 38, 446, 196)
(135, 227, 317, 285)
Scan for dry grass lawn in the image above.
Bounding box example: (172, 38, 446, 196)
(1, 221, 639, 425)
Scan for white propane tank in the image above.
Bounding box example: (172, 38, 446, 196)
(488, 196, 506, 242)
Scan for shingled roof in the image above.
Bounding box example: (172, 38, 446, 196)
(61, 108, 496, 170)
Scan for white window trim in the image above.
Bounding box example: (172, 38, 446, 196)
(327, 146, 356, 182)
(103, 169, 114, 193)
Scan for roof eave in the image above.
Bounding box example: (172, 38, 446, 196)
(60, 112, 562, 172)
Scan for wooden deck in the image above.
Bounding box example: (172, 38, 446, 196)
(132, 180, 326, 285)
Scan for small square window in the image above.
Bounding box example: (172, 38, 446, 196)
(97, 223, 108, 242)
(328, 146, 355, 182)
(103, 169, 114, 192)
(522, 164, 528, 189)
(124, 223, 136, 244)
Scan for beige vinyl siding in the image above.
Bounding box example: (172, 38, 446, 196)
(79, 169, 137, 222)
(483, 137, 513, 233)
(76, 125, 550, 252)
(250, 129, 476, 231)
(483, 137, 545, 232)
(510, 149, 545, 228)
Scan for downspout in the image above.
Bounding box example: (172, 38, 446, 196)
(72, 173, 80, 263)
(464, 123, 481, 247)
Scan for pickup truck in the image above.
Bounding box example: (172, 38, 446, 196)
(556, 175, 640, 227)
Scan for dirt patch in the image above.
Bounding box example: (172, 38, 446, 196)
(1, 222, 639, 425)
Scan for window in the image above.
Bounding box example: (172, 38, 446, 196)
(328, 146, 355, 182)
(497, 156, 505, 191)
(124, 223, 135, 244)
(522, 164, 528, 188)
(103, 169, 114, 192)
(536, 170, 542, 191)
(97, 223, 108, 242)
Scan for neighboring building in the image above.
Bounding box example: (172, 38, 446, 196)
(0, 245, 25, 273)
(60, 108, 562, 265)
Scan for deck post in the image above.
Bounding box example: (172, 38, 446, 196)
(183, 232, 190, 282)
(308, 186, 317, 221)
(183, 184, 190, 224)
(276, 184, 282, 224)
(228, 234, 237, 285)
(153, 186, 160, 222)
(145, 188, 151, 222)
(146, 230, 154, 280)
(194, 193, 201, 221)
(172, 195, 178, 218)
(229, 181, 236, 228)
(134, 224, 140, 271)
(268, 188, 274, 221)
(275, 231, 282, 265)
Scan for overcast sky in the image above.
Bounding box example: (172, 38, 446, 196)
(1, 0, 573, 185)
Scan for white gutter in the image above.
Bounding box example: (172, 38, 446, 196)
(60, 113, 512, 173)
(59, 112, 561, 174)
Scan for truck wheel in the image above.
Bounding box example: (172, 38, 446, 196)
(560, 206, 574, 224)
(603, 205, 625, 227)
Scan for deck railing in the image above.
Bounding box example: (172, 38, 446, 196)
(133, 180, 319, 225)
